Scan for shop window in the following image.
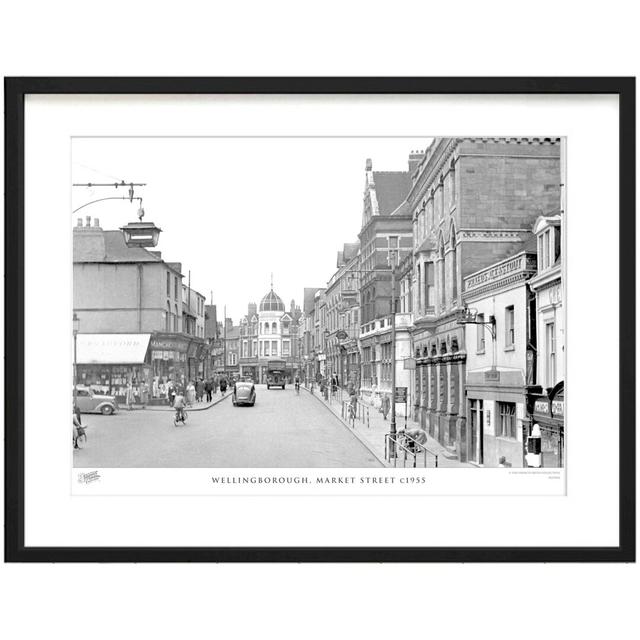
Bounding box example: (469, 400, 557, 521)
(497, 401, 517, 439)
(505, 306, 515, 348)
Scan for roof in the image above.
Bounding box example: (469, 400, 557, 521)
(73, 228, 164, 264)
(343, 242, 360, 261)
(303, 287, 322, 313)
(372, 171, 411, 215)
(259, 289, 285, 312)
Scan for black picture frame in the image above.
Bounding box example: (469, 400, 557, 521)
(4, 77, 635, 563)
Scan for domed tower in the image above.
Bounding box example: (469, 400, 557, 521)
(258, 286, 286, 365)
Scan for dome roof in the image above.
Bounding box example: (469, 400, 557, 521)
(259, 289, 285, 312)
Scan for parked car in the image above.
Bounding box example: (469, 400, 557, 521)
(232, 381, 256, 407)
(73, 386, 118, 415)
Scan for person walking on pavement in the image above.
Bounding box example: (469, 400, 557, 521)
(381, 393, 390, 421)
(205, 378, 212, 402)
(167, 379, 176, 407)
(186, 380, 196, 405)
(196, 378, 205, 403)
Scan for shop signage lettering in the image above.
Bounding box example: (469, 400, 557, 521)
(534, 400, 549, 414)
(465, 256, 526, 291)
(484, 369, 500, 382)
(552, 400, 564, 417)
(395, 386, 408, 403)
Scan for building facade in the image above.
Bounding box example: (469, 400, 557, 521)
(462, 246, 537, 467)
(526, 213, 565, 467)
(73, 216, 208, 402)
(410, 138, 561, 460)
(358, 158, 413, 411)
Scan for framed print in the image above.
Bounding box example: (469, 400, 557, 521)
(4, 77, 635, 562)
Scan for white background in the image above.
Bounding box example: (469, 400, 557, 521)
(1, 2, 638, 640)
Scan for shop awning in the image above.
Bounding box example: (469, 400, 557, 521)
(77, 334, 151, 365)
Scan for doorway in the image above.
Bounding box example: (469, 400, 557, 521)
(469, 398, 484, 465)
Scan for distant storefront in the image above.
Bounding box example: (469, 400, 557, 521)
(76, 333, 151, 405)
(525, 381, 564, 467)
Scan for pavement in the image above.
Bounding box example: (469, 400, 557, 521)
(303, 385, 472, 468)
(74, 384, 383, 468)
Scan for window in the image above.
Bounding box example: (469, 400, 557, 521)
(242, 341, 248, 358)
(450, 228, 458, 301)
(476, 313, 485, 352)
(264, 323, 270, 335)
(416, 263, 422, 312)
(282, 340, 290, 356)
(271, 340, 278, 356)
(166, 302, 172, 331)
(425, 262, 435, 311)
(497, 402, 517, 439)
(546, 322, 557, 386)
(272, 322, 277, 334)
(174, 277, 178, 300)
(166, 272, 171, 296)
(505, 306, 515, 348)
(264, 341, 269, 357)
(252, 340, 257, 357)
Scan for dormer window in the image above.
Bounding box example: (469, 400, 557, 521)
(534, 216, 562, 272)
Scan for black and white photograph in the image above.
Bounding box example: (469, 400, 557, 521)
(71, 135, 565, 474)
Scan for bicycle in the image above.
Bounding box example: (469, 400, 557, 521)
(173, 408, 188, 426)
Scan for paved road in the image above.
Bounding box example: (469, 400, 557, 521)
(74, 384, 382, 468)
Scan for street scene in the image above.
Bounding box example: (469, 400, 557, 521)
(73, 136, 565, 469)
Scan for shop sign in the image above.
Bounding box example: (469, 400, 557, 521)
(152, 339, 187, 353)
(403, 357, 416, 370)
(552, 400, 564, 417)
(484, 369, 500, 382)
(534, 400, 549, 414)
(395, 386, 408, 403)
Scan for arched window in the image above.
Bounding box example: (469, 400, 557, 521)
(272, 322, 277, 334)
(166, 302, 171, 332)
(264, 322, 270, 335)
(439, 236, 446, 309)
(450, 226, 458, 303)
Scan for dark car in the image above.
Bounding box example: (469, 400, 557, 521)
(232, 381, 256, 406)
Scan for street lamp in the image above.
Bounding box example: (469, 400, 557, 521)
(73, 313, 80, 408)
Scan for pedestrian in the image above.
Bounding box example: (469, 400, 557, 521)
(381, 393, 390, 420)
(196, 378, 205, 402)
(349, 391, 358, 421)
(205, 378, 212, 402)
(186, 380, 196, 405)
(213, 375, 218, 395)
(401, 426, 428, 452)
(167, 379, 176, 407)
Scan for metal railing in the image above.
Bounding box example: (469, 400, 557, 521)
(340, 399, 370, 429)
(384, 432, 439, 468)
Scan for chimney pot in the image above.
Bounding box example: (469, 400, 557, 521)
(77, 218, 83, 227)
(86, 215, 91, 227)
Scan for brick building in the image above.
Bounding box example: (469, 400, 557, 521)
(409, 138, 561, 461)
(358, 157, 414, 411)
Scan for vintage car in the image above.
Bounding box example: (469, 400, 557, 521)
(232, 381, 256, 407)
(73, 386, 119, 415)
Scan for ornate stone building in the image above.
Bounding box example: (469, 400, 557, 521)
(409, 138, 561, 461)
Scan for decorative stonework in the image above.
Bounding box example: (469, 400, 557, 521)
(459, 229, 526, 242)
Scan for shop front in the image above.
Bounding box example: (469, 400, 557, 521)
(525, 381, 565, 467)
(76, 333, 152, 405)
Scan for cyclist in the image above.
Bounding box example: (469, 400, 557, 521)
(173, 390, 187, 424)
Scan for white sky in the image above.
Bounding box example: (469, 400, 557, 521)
(72, 137, 429, 321)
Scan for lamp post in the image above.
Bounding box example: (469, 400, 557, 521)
(73, 313, 80, 407)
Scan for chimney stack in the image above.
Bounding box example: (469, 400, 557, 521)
(85, 215, 91, 227)
(93, 218, 100, 227)
(77, 218, 83, 227)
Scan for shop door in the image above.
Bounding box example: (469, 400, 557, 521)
(469, 399, 484, 465)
